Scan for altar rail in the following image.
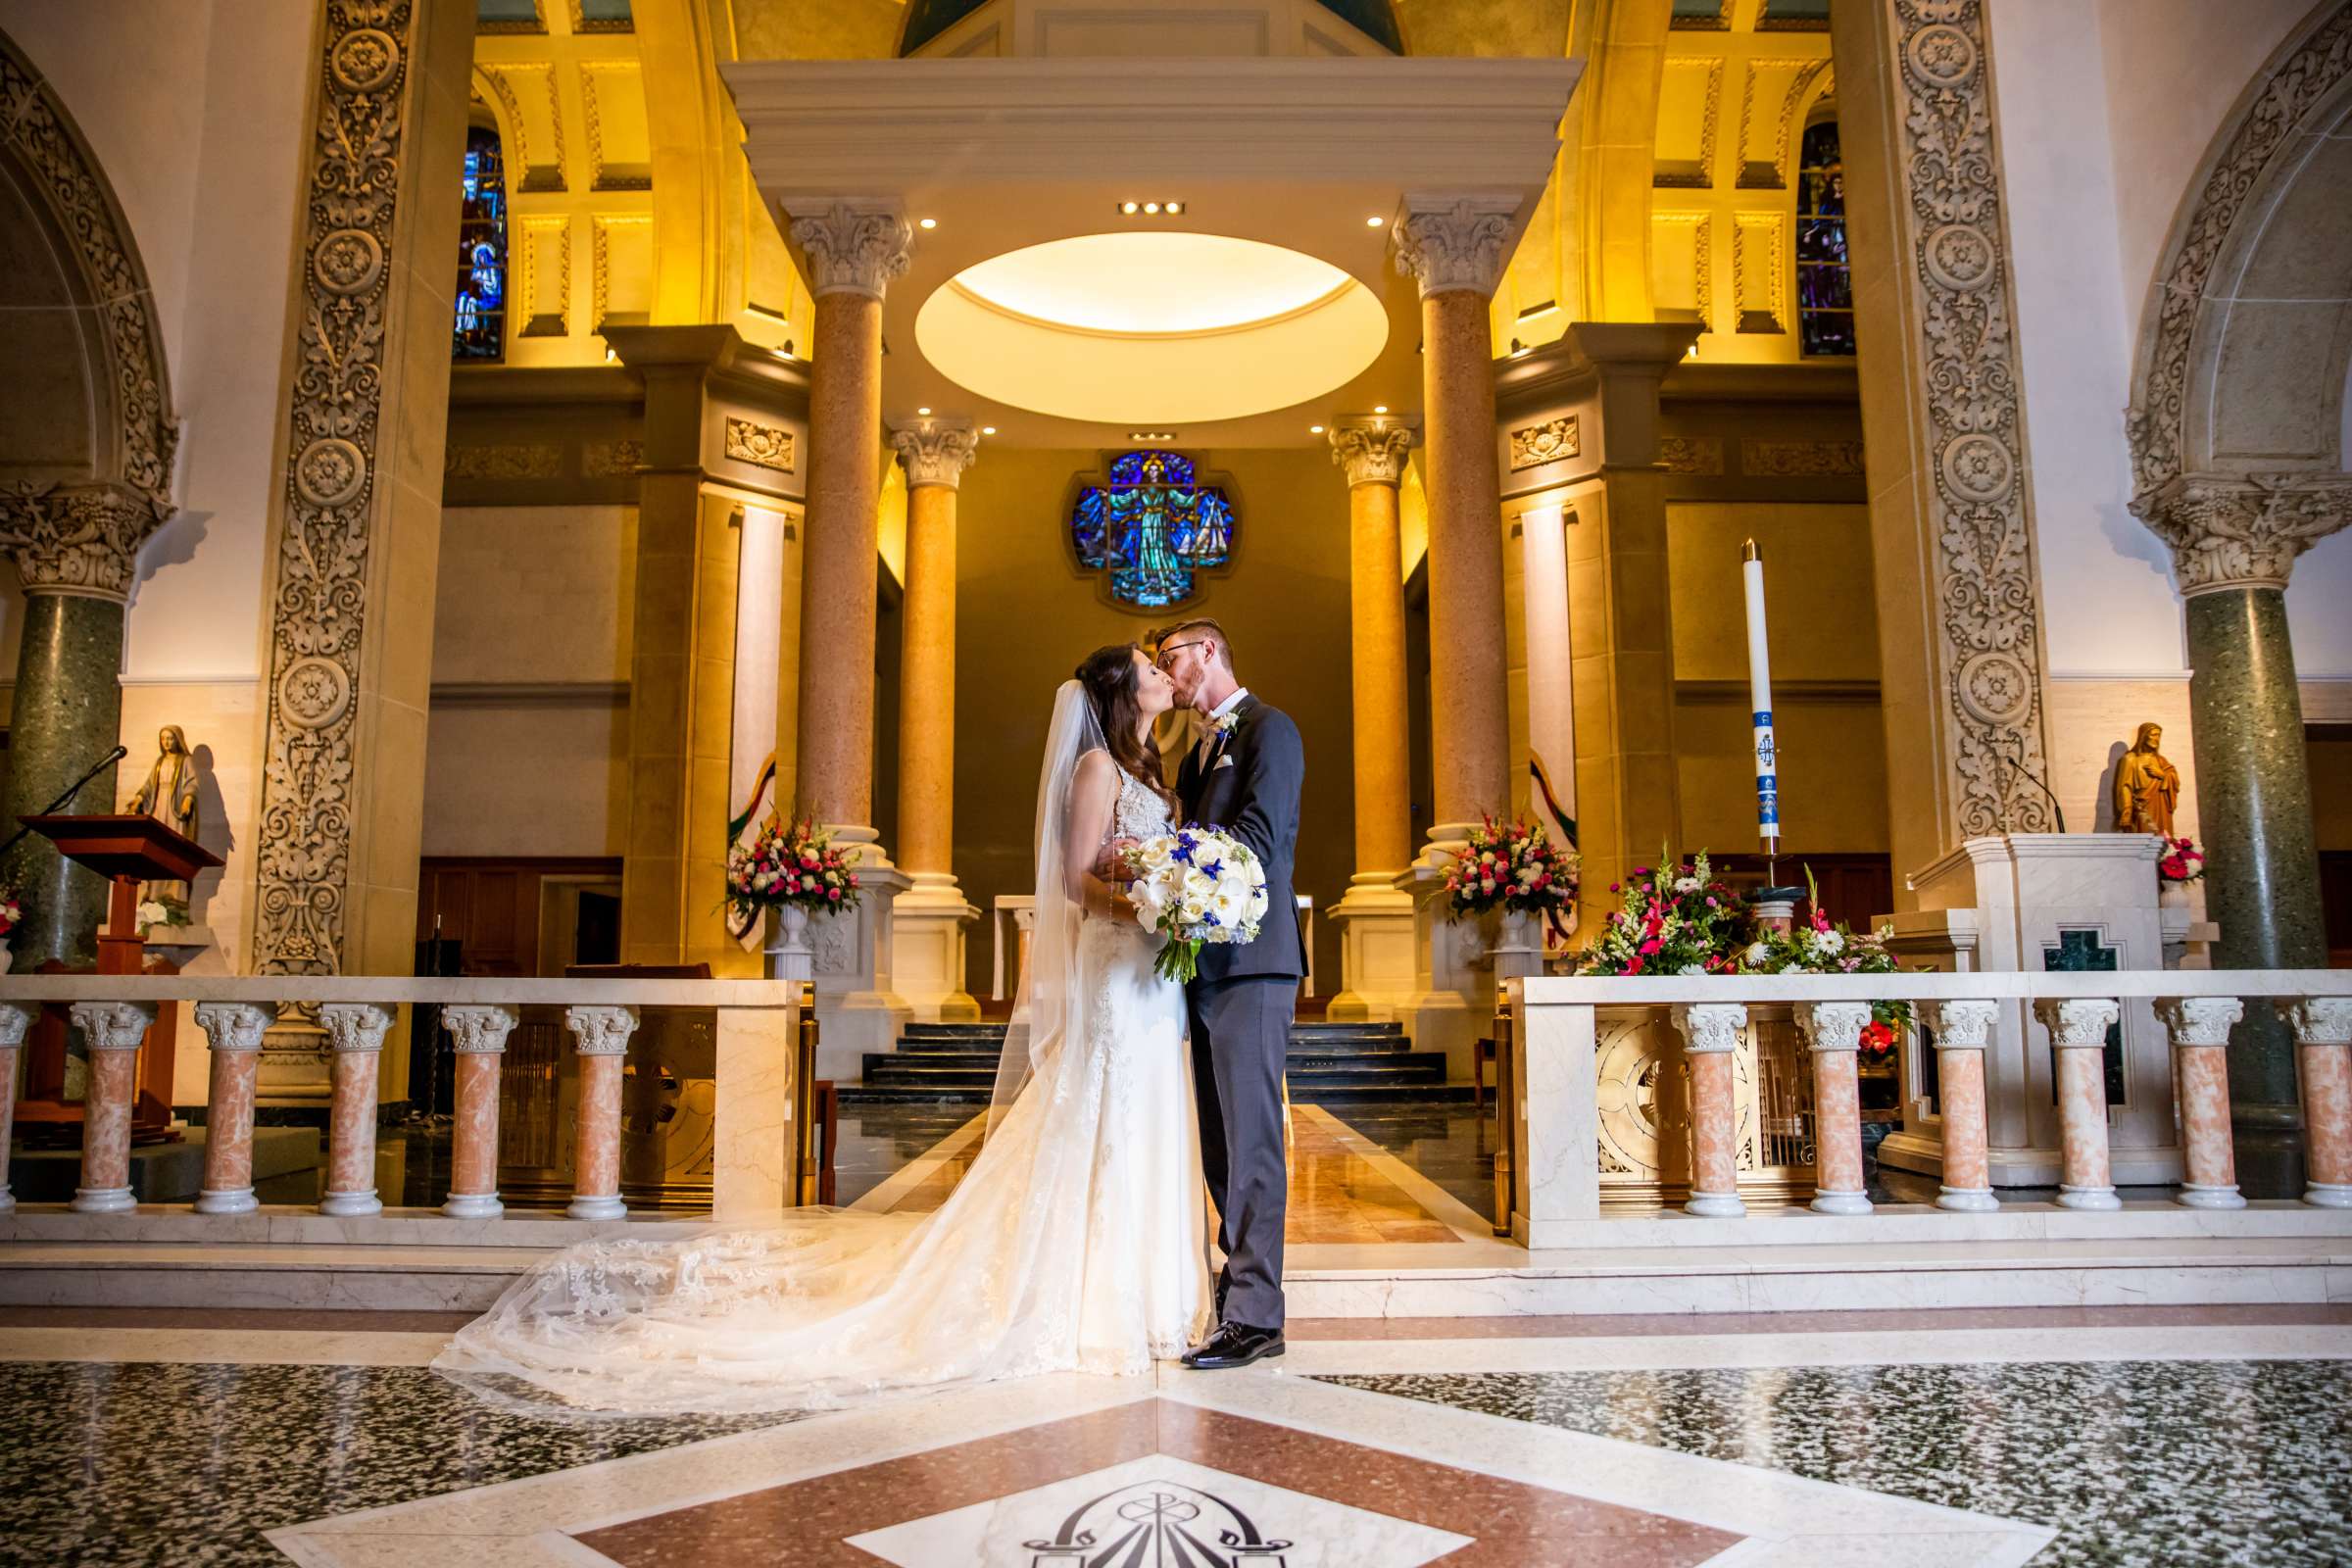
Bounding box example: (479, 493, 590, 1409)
(1509, 970, 2352, 1247)
(0, 976, 808, 1223)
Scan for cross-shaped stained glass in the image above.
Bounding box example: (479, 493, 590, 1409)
(1069, 450, 1237, 610)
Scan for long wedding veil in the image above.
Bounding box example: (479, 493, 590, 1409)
(991, 679, 1107, 1132)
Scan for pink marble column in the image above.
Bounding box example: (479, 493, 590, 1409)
(68, 1002, 156, 1213)
(440, 1005, 518, 1218)
(2278, 997, 2352, 1208)
(318, 1004, 394, 1217)
(191, 1002, 277, 1215)
(0, 1003, 32, 1213)
(1926, 1000, 2000, 1212)
(2155, 996, 2246, 1209)
(565, 1004, 639, 1220)
(1670, 1002, 1747, 1217)
(1796, 1002, 1873, 1215)
(2034, 998, 2122, 1210)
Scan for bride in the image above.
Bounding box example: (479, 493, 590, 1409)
(433, 643, 1210, 1414)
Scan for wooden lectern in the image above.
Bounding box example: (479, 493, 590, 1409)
(13, 814, 223, 1140)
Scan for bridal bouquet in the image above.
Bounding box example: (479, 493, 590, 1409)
(1121, 827, 1270, 983)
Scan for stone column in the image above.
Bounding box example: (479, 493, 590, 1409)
(889, 420, 982, 1023)
(69, 1001, 155, 1214)
(565, 1004, 639, 1219)
(0, 1004, 27, 1213)
(1326, 422, 1419, 1022)
(2278, 998, 2352, 1209)
(1927, 1000, 1999, 1212)
(440, 1004, 517, 1218)
(2155, 996, 2245, 1210)
(784, 204, 914, 1074)
(2034, 999, 2123, 1210)
(1395, 199, 1513, 846)
(1671, 1002, 1747, 1217)
(318, 1004, 394, 1217)
(192, 1003, 275, 1215)
(1796, 1002, 1874, 1216)
(2136, 475, 2349, 1196)
(0, 487, 165, 967)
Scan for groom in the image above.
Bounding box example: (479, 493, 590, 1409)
(1156, 617, 1305, 1371)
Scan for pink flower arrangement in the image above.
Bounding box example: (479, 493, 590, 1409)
(1749, 868, 1913, 1040)
(0, 888, 21, 939)
(2157, 836, 2205, 885)
(1578, 851, 1760, 977)
(1443, 814, 1581, 925)
(726, 817, 860, 922)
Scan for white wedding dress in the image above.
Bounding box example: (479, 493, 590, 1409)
(434, 688, 1209, 1416)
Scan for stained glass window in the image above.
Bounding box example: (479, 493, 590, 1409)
(1069, 451, 1237, 610)
(453, 123, 508, 362)
(1795, 119, 1855, 358)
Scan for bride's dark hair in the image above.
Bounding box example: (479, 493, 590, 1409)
(1074, 643, 1177, 814)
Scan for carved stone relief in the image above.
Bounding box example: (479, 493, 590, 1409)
(444, 443, 562, 481)
(1741, 439, 1865, 477)
(1882, 0, 2054, 837)
(1657, 436, 1725, 476)
(1508, 416, 1581, 471)
(585, 438, 644, 477)
(724, 417, 797, 474)
(252, 0, 421, 977)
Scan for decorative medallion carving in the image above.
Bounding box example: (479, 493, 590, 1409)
(444, 443, 562, 481)
(1328, 423, 1412, 487)
(890, 421, 979, 489)
(0, 483, 167, 600)
(1884, 0, 2053, 837)
(2133, 472, 2352, 595)
(1658, 436, 1725, 475)
(0, 34, 179, 516)
(1507, 416, 1581, 472)
(788, 203, 912, 300)
(724, 417, 797, 474)
(2126, 6, 2352, 587)
(1394, 196, 1515, 299)
(1740, 439, 1866, 477)
(252, 0, 420, 978)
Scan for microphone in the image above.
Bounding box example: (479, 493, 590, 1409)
(1999, 743, 2066, 835)
(0, 744, 132, 858)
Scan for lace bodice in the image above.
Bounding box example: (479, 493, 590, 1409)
(1109, 764, 1173, 845)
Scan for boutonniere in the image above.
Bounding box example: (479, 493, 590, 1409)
(1213, 710, 1242, 741)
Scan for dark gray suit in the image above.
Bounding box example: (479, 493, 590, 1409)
(1176, 692, 1304, 1331)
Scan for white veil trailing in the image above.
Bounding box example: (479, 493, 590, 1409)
(991, 677, 1108, 1129)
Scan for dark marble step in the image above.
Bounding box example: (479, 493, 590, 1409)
(1288, 1049, 1447, 1074)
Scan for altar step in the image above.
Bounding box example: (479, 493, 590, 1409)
(842, 1020, 1472, 1104)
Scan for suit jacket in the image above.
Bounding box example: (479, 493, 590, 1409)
(1175, 694, 1307, 984)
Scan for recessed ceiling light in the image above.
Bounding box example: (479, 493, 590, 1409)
(1143, 202, 1160, 214)
(1367, 216, 1385, 227)
(918, 217, 937, 229)
(1309, 424, 1325, 434)
(1120, 201, 1140, 215)
(917, 406, 932, 416)
(1166, 201, 1185, 215)
(1373, 405, 1389, 415)
(1129, 430, 1175, 441)
(982, 425, 997, 435)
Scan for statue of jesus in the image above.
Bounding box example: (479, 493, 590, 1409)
(2112, 722, 2180, 838)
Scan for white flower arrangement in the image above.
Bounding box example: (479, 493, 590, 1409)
(1121, 826, 1270, 983)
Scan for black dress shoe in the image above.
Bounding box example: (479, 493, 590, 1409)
(1181, 1320, 1285, 1370)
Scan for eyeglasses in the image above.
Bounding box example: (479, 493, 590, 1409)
(1154, 640, 1210, 669)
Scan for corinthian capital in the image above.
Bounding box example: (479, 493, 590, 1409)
(1394, 196, 1517, 300)
(2131, 471, 2352, 596)
(0, 482, 168, 601)
(789, 203, 913, 300)
(892, 421, 980, 489)
(1329, 423, 1413, 488)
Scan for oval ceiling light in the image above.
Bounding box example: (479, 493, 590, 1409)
(918, 232, 1387, 424)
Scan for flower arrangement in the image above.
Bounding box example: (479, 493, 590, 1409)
(1122, 826, 1270, 983)
(0, 887, 21, 940)
(725, 817, 860, 925)
(1578, 852, 1760, 977)
(1745, 869, 1912, 1045)
(1442, 815, 1581, 928)
(2157, 835, 2205, 885)
(136, 893, 191, 934)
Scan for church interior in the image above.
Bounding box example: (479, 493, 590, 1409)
(1, 0, 2350, 1561)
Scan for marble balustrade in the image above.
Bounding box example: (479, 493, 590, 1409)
(0, 976, 807, 1225)
(1513, 972, 2352, 1247)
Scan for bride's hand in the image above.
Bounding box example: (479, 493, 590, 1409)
(1096, 837, 1142, 883)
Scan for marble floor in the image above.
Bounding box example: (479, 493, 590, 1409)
(2, 1302, 2346, 1566)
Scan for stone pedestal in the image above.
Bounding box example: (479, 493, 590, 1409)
(794, 845, 910, 1083)
(1326, 876, 1417, 1022)
(1393, 861, 1487, 1084)
(1877, 833, 2179, 1191)
(891, 874, 981, 1023)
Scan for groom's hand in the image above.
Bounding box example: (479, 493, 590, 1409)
(1095, 837, 1141, 882)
